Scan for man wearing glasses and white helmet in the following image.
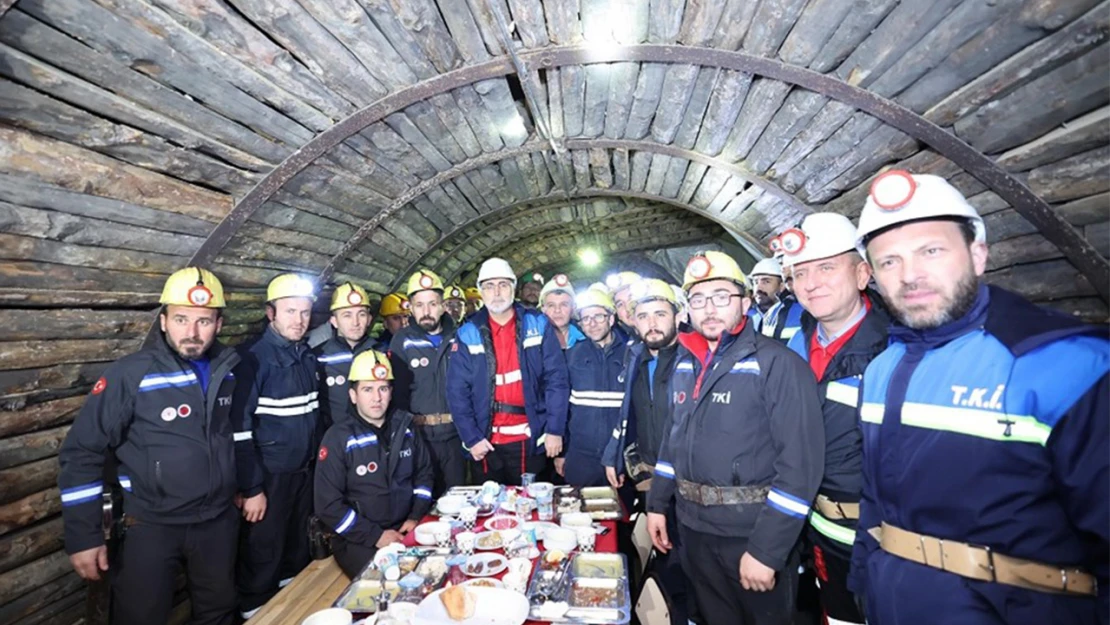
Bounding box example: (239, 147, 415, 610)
(848, 171, 1108, 624)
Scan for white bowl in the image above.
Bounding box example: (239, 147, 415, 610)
(560, 512, 592, 529)
(543, 527, 577, 553)
(301, 608, 352, 625)
(437, 494, 467, 515)
(527, 481, 554, 498)
(413, 521, 452, 546)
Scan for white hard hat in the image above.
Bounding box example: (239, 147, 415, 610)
(749, 258, 783, 279)
(856, 170, 986, 254)
(477, 257, 516, 286)
(779, 213, 859, 268)
(540, 273, 575, 302)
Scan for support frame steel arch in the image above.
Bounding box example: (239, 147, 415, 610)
(179, 44, 1108, 303)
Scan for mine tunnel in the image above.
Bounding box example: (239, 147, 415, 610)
(0, 0, 1107, 624)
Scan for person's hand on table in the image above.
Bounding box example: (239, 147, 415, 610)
(646, 512, 671, 553)
(469, 439, 494, 461)
(739, 552, 776, 592)
(399, 519, 418, 534)
(544, 434, 563, 457)
(376, 530, 405, 548)
(605, 466, 624, 489)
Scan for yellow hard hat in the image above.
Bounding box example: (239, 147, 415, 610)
(330, 282, 370, 312)
(406, 269, 444, 297)
(379, 292, 410, 317)
(605, 271, 642, 294)
(445, 284, 465, 301)
(267, 273, 317, 303)
(464, 287, 482, 301)
(576, 287, 616, 313)
(682, 251, 749, 292)
(628, 278, 677, 309)
(161, 267, 226, 308)
(348, 350, 394, 382)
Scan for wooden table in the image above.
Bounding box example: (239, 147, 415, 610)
(245, 557, 351, 625)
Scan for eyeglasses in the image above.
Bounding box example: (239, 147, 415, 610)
(579, 312, 612, 326)
(687, 292, 742, 310)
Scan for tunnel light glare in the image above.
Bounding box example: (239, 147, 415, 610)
(502, 115, 527, 140)
(585, 39, 623, 64)
(578, 248, 601, 267)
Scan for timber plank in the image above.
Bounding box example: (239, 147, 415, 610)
(672, 67, 720, 150)
(384, 112, 454, 173)
(648, 0, 684, 43)
(677, 163, 710, 205)
(561, 67, 587, 138)
(508, 0, 549, 47)
(0, 79, 258, 195)
(402, 101, 469, 164)
(745, 89, 827, 174)
(589, 149, 614, 189)
(473, 79, 528, 148)
(777, 0, 855, 66)
(382, 0, 462, 74)
(741, 0, 810, 56)
(650, 64, 700, 144)
(0, 126, 231, 224)
(361, 123, 439, 182)
(719, 80, 792, 162)
(0, 339, 136, 372)
(800, 124, 911, 203)
(809, 0, 899, 72)
(1026, 146, 1110, 204)
(251, 203, 357, 243)
(545, 0, 581, 44)
(498, 155, 531, 202)
(19, 0, 314, 148)
(630, 151, 652, 192)
(677, 0, 727, 46)
(624, 64, 668, 140)
(693, 70, 754, 157)
(453, 86, 506, 153)
(925, 3, 1109, 127)
(583, 65, 612, 138)
(984, 209, 1038, 242)
(661, 158, 690, 199)
(0, 460, 59, 509)
(0, 310, 150, 342)
(1041, 297, 1109, 323)
(429, 93, 484, 160)
(603, 63, 643, 140)
(767, 101, 855, 178)
(953, 48, 1110, 154)
(0, 549, 70, 606)
(833, 0, 961, 88)
(0, 396, 84, 439)
(691, 168, 731, 210)
(572, 150, 592, 191)
(463, 0, 508, 57)
(612, 149, 632, 191)
(439, 0, 493, 62)
(897, 0, 1100, 113)
(711, 0, 759, 50)
(0, 567, 81, 624)
(0, 206, 203, 259)
(0, 425, 67, 471)
(984, 258, 1097, 301)
(986, 233, 1063, 271)
(997, 107, 1110, 172)
(1055, 193, 1110, 228)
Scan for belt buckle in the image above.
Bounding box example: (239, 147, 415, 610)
(705, 485, 721, 506)
(978, 544, 997, 582)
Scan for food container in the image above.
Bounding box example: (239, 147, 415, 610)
(333, 581, 399, 612)
(560, 512, 593, 529)
(436, 494, 467, 516)
(526, 552, 630, 624)
(580, 486, 623, 521)
(543, 527, 578, 553)
(413, 521, 453, 546)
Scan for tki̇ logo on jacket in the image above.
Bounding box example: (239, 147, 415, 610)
(950, 385, 1005, 410)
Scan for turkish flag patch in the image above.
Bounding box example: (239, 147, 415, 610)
(318, 446, 328, 461)
(91, 377, 108, 395)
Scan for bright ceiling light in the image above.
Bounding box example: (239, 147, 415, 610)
(578, 248, 601, 267)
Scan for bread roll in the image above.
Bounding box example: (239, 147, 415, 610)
(440, 584, 476, 621)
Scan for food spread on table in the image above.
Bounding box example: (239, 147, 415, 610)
(331, 482, 628, 624)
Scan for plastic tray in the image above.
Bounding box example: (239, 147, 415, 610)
(526, 552, 631, 624)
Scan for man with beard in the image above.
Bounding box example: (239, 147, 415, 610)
(447, 258, 570, 485)
(376, 292, 410, 351)
(58, 268, 246, 625)
(849, 171, 1108, 625)
(603, 279, 693, 624)
(444, 284, 467, 325)
(776, 214, 890, 625)
(314, 351, 435, 577)
(315, 282, 375, 427)
(540, 273, 585, 350)
(559, 288, 628, 486)
(605, 271, 642, 337)
(389, 270, 466, 496)
(234, 273, 321, 619)
(748, 258, 803, 344)
(646, 251, 823, 625)
(519, 272, 545, 308)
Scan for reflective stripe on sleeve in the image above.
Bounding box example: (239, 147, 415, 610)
(335, 509, 357, 534)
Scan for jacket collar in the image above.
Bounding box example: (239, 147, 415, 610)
(678, 315, 750, 365)
(983, 285, 1106, 356)
(889, 284, 990, 352)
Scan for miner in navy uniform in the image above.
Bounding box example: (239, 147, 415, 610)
(389, 269, 466, 496)
(58, 267, 245, 625)
(848, 170, 1108, 625)
(315, 282, 375, 427)
(314, 350, 435, 577)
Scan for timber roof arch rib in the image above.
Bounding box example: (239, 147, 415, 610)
(1, 2, 1108, 621)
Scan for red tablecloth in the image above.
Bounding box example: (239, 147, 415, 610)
(403, 510, 619, 624)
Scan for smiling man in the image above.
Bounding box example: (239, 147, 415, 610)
(540, 273, 584, 349)
(779, 213, 891, 625)
(234, 273, 322, 619)
(645, 251, 823, 625)
(315, 282, 375, 427)
(447, 257, 570, 486)
(58, 268, 246, 625)
(849, 171, 1109, 625)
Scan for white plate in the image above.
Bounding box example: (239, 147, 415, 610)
(413, 587, 529, 625)
(461, 578, 505, 589)
(473, 530, 504, 551)
(463, 553, 508, 577)
(483, 515, 521, 532)
(414, 521, 453, 547)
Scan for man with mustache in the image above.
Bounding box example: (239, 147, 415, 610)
(646, 251, 823, 625)
(606, 271, 642, 337)
(603, 279, 693, 624)
(58, 268, 247, 625)
(388, 270, 465, 496)
(539, 273, 584, 350)
(234, 273, 322, 619)
(748, 258, 804, 344)
(443, 284, 467, 325)
(376, 292, 410, 351)
(559, 288, 629, 486)
(519, 272, 545, 308)
(777, 213, 890, 625)
(315, 282, 375, 427)
(313, 351, 434, 577)
(848, 171, 1108, 625)
(447, 258, 570, 485)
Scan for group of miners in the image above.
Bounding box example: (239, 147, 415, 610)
(58, 171, 1107, 625)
